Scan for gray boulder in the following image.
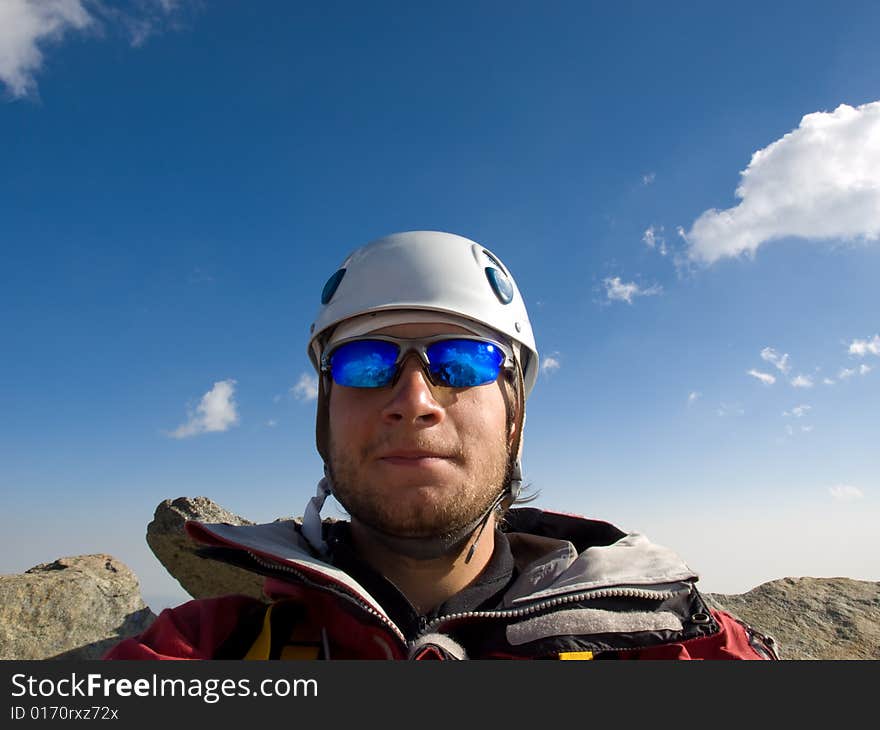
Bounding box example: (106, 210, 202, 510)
(146, 496, 268, 601)
(0, 554, 155, 660)
(705, 577, 880, 660)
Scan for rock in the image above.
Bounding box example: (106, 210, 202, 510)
(146, 496, 267, 601)
(0, 554, 156, 660)
(705, 577, 880, 660)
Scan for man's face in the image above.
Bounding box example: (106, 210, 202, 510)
(327, 322, 512, 540)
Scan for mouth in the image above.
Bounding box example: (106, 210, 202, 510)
(377, 450, 453, 467)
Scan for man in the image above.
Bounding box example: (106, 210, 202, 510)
(106, 231, 778, 660)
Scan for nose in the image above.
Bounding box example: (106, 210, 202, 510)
(380, 355, 445, 427)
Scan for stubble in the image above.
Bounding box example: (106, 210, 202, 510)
(327, 429, 510, 540)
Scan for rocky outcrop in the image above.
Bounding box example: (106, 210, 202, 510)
(145, 496, 266, 601)
(705, 577, 880, 660)
(0, 555, 155, 660)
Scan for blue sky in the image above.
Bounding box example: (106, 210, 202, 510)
(2, 1, 878, 611)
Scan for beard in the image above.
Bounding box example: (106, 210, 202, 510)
(327, 429, 511, 541)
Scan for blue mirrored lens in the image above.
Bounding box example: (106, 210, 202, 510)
(427, 339, 504, 387)
(330, 340, 399, 388)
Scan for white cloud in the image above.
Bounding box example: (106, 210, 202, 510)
(823, 377, 836, 385)
(684, 101, 880, 264)
(687, 391, 701, 405)
(265, 419, 278, 428)
(540, 353, 561, 375)
(642, 225, 668, 256)
(603, 276, 662, 305)
(801, 425, 813, 432)
(169, 379, 239, 439)
(790, 374, 814, 388)
(0, 0, 94, 97)
(0, 0, 184, 98)
(783, 404, 811, 418)
(290, 373, 319, 402)
(641, 172, 656, 185)
(838, 365, 871, 380)
(760, 347, 791, 374)
(849, 335, 880, 357)
(747, 369, 776, 385)
(829, 484, 864, 501)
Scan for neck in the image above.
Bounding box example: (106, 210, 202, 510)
(349, 516, 498, 615)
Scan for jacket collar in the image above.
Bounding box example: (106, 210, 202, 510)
(186, 507, 700, 614)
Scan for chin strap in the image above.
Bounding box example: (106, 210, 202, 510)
(506, 459, 523, 507)
(301, 467, 333, 556)
(463, 491, 505, 565)
(463, 458, 522, 564)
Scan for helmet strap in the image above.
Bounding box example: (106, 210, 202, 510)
(463, 490, 507, 564)
(301, 466, 333, 556)
(501, 359, 527, 511)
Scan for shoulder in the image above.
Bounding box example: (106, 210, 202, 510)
(103, 594, 268, 660)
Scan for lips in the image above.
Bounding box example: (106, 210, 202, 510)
(380, 449, 448, 459)
(376, 449, 453, 466)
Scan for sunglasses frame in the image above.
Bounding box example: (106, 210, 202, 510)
(320, 334, 516, 389)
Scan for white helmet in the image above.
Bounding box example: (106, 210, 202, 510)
(307, 230, 539, 396)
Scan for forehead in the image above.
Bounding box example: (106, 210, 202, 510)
(368, 322, 476, 338)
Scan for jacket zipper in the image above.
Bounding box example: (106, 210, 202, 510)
(248, 550, 682, 651)
(414, 587, 680, 644)
(247, 551, 408, 644)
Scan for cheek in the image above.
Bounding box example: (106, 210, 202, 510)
(455, 389, 508, 443)
(328, 390, 367, 444)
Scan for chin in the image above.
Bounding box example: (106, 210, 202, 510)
(368, 499, 467, 536)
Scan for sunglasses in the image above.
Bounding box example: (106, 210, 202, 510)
(321, 335, 515, 389)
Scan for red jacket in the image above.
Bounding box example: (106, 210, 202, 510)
(105, 508, 778, 661)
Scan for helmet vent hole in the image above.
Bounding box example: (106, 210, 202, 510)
(482, 249, 508, 275)
(321, 269, 346, 304)
(485, 267, 514, 304)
